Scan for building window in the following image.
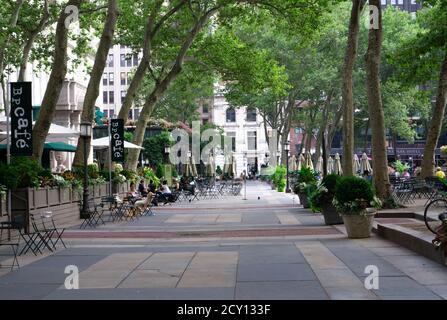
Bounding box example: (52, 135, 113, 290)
(109, 91, 114, 104)
(120, 54, 126, 67)
(120, 72, 126, 85)
(109, 109, 115, 118)
(128, 110, 133, 120)
(202, 119, 209, 125)
(103, 110, 109, 118)
(295, 127, 303, 134)
(103, 91, 108, 104)
(108, 73, 114, 86)
(246, 107, 256, 122)
(226, 108, 236, 122)
(381, 0, 387, 4)
(227, 132, 236, 152)
(133, 54, 138, 66)
(103, 73, 107, 86)
(126, 55, 132, 67)
(247, 131, 257, 150)
(202, 105, 209, 114)
(108, 54, 114, 67)
(121, 90, 126, 103)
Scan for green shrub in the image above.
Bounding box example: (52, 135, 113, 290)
(321, 174, 339, 194)
(309, 174, 341, 213)
(216, 165, 222, 176)
(156, 163, 165, 179)
(10, 157, 42, 189)
(333, 176, 381, 214)
(293, 167, 318, 194)
(277, 178, 286, 192)
(0, 162, 19, 190)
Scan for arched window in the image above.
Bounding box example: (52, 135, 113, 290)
(226, 108, 236, 122)
(246, 107, 257, 122)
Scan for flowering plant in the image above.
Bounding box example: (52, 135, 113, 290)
(441, 146, 447, 155)
(113, 173, 127, 184)
(114, 163, 123, 174)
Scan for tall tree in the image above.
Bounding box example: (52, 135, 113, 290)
(365, 0, 390, 200)
(341, 0, 366, 175)
(73, 0, 119, 167)
(32, 0, 84, 162)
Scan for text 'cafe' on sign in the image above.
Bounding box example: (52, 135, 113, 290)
(10, 82, 33, 156)
(111, 119, 124, 163)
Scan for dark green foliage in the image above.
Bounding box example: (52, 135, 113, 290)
(216, 165, 223, 176)
(297, 167, 318, 184)
(10, 157, 42, 189)
(334, 176, 374, 204)
(142, 131, 172, 170)
(0, 162, 19, 190)
(321, 174, 340, 194)
(156, 163, 165, 179)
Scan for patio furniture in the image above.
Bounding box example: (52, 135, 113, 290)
(30, 212, 66, 250)
(0, 225, 20, 270)
(79, 199, 106, 228)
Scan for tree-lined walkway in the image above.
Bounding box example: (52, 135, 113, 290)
(0, 181, 447, 300)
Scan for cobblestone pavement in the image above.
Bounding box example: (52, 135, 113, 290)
(0, 181, 446, 300)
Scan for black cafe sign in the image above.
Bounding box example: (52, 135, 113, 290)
(10, 82, 33, 156)
(110, 118, 124, 163)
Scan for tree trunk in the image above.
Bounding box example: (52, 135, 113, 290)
(342, 0, 366, 176)
(126, 8, 219, 170)
(365, 0, 390, 200)
(72, 0, 119, 167)
(18, 0, 50, 81)
(32, 0, 84, 162)
(421, 52, 447, 178)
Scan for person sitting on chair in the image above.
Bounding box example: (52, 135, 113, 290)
(138, 179, 148, 197)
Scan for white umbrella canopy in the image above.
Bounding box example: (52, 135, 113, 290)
(190, 155, 198, 177)
(360, 152, 372, 173)
(304, 151, 314, 170)
(289, 155, 298, 171)
(334, 153, 343, 175)
(0, 117, 80, 138)
(92, 136, 144, 149)
(206, 154, 215, 176)
(334, 153, 342, 174)
(315, 156, 323, 173)
(327, 156, 334, 174)
(297, 154, 305, 171)
(224, 153, 237, 177)
(354, 154, 361, 174)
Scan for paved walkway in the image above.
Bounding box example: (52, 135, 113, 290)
(1, 181, 447, 300)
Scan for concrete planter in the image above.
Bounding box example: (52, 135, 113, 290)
(298, 193, 310, 209)
(321, 203, 343, 225)
(340, 209, 376, 238)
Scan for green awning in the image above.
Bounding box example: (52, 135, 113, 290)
(0, 142, 76, 152)
(44, 142, 77, 152)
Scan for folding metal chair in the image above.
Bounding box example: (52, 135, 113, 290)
(30, 213, 55, 252)
(0, 224, 20, 270)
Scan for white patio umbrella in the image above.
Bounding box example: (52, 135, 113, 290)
(205, 154, 215, 177)
(0, 117, 80, 138)
(190, 154, 198, 177)
(304, 151, 314, 170)
(91, 136, 144, 149)
(297, 154, 305, 171)
(360, 152, 372, 173)
(327, 156, 334, 174)
(354, 154, 361, 174)
(315, 156, 323, 173)
(224, 153, 237, 177)
(289, 154, 298, 171)
(334, 153, 343, 175)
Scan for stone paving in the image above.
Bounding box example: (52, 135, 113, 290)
(0, 181, 446, 300)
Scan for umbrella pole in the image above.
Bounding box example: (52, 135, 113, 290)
(322, 130, 327, 177)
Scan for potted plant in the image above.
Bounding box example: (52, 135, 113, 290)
(309, 174, 343, 225)
(333, 176, 382, 238)
(293, 167, 317, 209)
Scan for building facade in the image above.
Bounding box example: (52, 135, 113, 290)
(381, 0, 422, 12)
(211, 87, 271, 176)
(101, 45, 142, 120)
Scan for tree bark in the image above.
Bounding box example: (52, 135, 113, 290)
(421, 52, 447, 178)
(18, 0, 51, 81)
(32, 0, 84, 162)
(72, 0, 119, 167)
(117, 0, 187, 122)
(365, 0, 390, 200)
(126, 7, 219, 170)
(342, 0, 366, 176)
